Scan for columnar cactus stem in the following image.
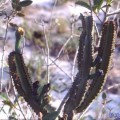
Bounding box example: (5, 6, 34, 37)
(8, 51, 47, 115)
(63, 15, 94, 119)
(8, 27, 52, 119)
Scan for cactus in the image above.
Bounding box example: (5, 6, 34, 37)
(75, 20, 116, 113)
(63, 16, 116, 119)
(63, 15, 94, 119)
(8, 27, 53, 119)
(8, 15, 116, 120)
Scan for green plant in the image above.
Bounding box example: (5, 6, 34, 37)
(8, 13, 116, 120)
(0, 0, 119, 120)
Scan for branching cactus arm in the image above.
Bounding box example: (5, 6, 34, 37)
(63, 15, 94, 119)
(8, 13, 116, 120)
(75, 21, 116, 113)
(8, 27, 51, 118)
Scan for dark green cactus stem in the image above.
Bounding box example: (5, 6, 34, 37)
(8, 51, 47, 115)
(8, 26, 59, 120)
(8, 52, 26, 97)
(77, 14, 86, 72)
(14, 51, 33, 94)
(73, 15, 94, 111)
(8, 27, 53, 118)
(63, 15, 94, 119)
(15, 30, 21, 52)
(14, 27, 33, 94)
